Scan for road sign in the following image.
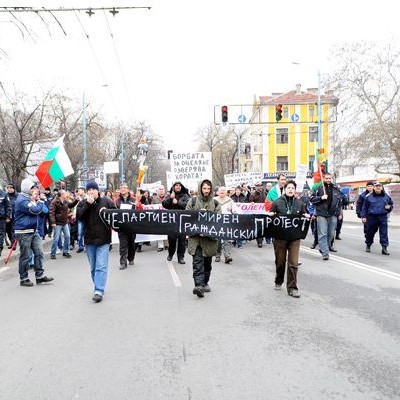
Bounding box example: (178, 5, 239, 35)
(238, 114, 246, 123)
(291, 113, 300, 122)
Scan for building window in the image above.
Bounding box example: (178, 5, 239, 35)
(276, 128, 288, 144)
(283, 106, 289, 119)
(309, 105, 315, 120)
(309, 126, 318, 142)
(276, 156, 288, 171)
(309, 155, 315, 171)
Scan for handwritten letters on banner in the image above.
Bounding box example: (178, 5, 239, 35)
(100, 209, 310, 241)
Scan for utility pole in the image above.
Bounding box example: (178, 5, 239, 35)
(82, 92, 88, 185)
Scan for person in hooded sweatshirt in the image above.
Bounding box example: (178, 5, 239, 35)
(361, 182, 393, 255)
(14, 178, 54, 287)
(186, 179, 221, 298)
(162, 181, 190, 264)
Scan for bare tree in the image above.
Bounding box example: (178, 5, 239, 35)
(195, 123, 246, 186)
(0, 85, 51, 187)
(327, 42, 400, 177)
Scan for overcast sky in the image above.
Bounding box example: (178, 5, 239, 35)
(1, 0, 399, 152)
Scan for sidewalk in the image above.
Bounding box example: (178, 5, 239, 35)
(343, 209, 400, 229)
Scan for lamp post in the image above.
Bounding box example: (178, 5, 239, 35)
(120, 130, 125, 183)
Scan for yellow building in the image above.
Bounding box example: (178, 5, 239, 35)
(246, 84, 338, 178)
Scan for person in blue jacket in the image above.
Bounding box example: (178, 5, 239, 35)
(14, 179, 54, 287)
(361, 182, 393, 255)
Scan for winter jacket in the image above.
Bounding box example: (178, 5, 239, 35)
(49, 196, 79, 225)
(13, 193, 45, 234)
(6, 191, 17, 219)
(115, 194, 142, 210)
(186, 179, 221, 257)
(310, 183, 342, 218)
(360, 190, 393, 217)
(77, 196, 116, 246)
(356, 190, 371, 218)
(230, 193, 246, 203)
(0, 190, 11, 219)
(249, 189, 266, 203)
(162, 181, 190, 210)
(270, 195, 307, 217)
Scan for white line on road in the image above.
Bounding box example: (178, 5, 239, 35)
(301, 247, 400, 281)
(167, 261, 182, 287)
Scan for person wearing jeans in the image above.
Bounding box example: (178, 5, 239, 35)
(50, 224, 71, 257)
(49, 190, 78, 259)
(13, 179, 53, 287)
(310, 173, 342, 261)
(77, 180, 115, 303)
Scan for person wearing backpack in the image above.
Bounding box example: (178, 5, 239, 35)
(186, 179, 221, 298)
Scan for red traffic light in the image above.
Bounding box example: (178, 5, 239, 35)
(221, 105, 228, 123)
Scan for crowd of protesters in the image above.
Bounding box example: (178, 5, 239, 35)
(0, 175, 394, 303)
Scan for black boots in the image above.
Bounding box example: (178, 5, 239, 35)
(382, 247, 390, 255)
(366, 245, 371, 252)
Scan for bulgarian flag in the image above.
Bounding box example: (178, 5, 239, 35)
(35, 136, 74, 187)
(311, 148, 328, 192)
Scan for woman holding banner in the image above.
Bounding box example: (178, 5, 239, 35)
(266, 180, 309, 299)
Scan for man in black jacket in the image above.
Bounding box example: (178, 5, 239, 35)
(162, 181, 190, 264)
(310, 173, 342, 261)
(77, 180, 115, 303)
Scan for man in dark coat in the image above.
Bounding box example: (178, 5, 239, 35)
(77, 180, 116, 303)
(310, 173, 342, 261)
(162, 181, 190, 264)
(361, 182, 393, 255)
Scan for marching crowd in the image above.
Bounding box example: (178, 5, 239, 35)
(0, 174, 394, 303)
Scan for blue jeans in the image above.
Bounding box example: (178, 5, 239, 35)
(77, 220, 85, 250)
(16, 232, 44, 282)
(317, 215, 337, 256)
(85, 243, 109, 295)
(51, 224, 70, 255)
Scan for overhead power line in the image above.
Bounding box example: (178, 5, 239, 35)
(0, 6, 151, 13)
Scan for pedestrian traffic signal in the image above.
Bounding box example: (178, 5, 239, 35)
(221, 105, 228, 123)
(275, 104, 283, 122)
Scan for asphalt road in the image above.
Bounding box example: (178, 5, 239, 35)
(0, 223, 399, 400)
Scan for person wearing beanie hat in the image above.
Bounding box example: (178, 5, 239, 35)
(86, 180, 99, 191)
(0, 184, 12, 256)
(356, 181, 375, 239)
(77, 181, 116, 303)
(13, 181, 54, 286)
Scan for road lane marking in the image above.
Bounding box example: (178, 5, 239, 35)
(167, 261, 182, 287)
(301, 247, 400, 281)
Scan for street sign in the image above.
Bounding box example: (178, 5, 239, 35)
(291, 113, 300, 122)
(238, 114, 246, 123)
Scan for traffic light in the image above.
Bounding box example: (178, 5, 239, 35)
(275, 104, 283, 122)
(221, 105, 228, 123)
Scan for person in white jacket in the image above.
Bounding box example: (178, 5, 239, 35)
(214, 186, 234, 263)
